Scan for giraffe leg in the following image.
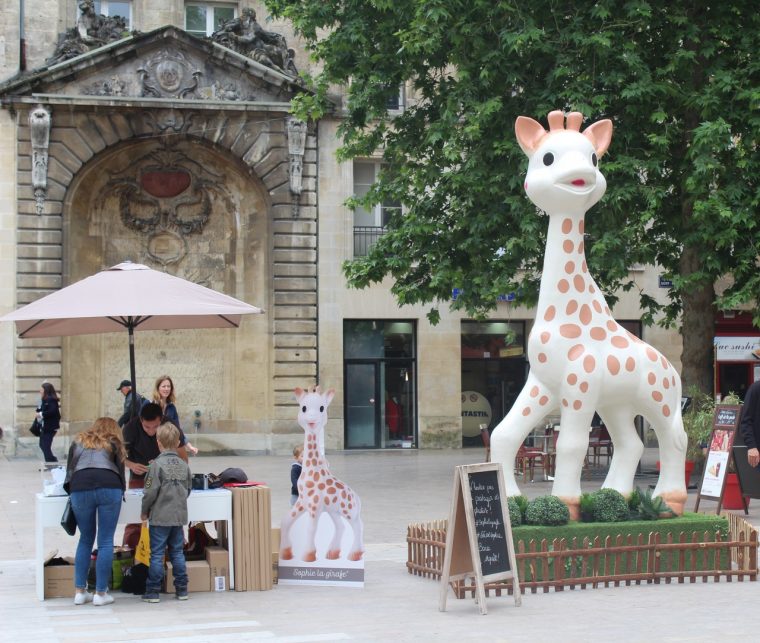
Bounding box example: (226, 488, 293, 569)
(551, 411, 594, 519)
(279, 502, 303, 560)
(490, 373, 557, 496)
(325, 510, 345, 560)
(346, 510, 365, 561)
(597, 406, 643, 495)
(650, 410, 688, 515)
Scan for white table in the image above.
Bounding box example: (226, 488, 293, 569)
(35, 488, 234, 600)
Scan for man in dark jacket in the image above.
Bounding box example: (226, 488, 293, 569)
(116, 379, 144, 428)
(740, 380, 760, 467)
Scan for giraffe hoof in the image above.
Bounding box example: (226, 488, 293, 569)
(348, 550, 364, 561)
(556, 496, 581, 521)
(326, 549, 341, 560)
(657, 490, 687, 516)
(280, 548, 293, 560)
(303, 550, 317, 562)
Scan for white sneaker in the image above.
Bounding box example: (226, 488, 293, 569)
(93, 593, 114, 606)
(74, 591, 93, 605)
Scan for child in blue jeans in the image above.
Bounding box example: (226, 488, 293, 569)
(140, 422, 192, 602)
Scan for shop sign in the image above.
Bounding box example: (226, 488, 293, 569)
(714, 336, 760, 362)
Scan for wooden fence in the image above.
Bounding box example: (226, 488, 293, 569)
(407, 514, 757, 596)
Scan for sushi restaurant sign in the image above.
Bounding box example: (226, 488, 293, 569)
(714, 336, 760, 362)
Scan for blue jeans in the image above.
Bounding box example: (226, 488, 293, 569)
(70, 487, 123, 592)
(39, 430, 58, 462)
(146, 525, 188, 593)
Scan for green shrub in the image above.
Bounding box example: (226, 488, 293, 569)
(591, 488, 629, 523)
(627, 488, 642, 513)
(525, 495, 570, 526)
(513, 495, 529, 521)
(507, 497, 522, 527)
(579, 492, 595, 522)
(637, 487, 675, 520)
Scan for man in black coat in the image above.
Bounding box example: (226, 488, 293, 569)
(739, 380, 760, 467)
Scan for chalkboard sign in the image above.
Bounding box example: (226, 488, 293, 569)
(468, 469, 510, 576)
(715, 407, 739, 428)
(694, 405, 742, 513)
(439, 463, 520, 615)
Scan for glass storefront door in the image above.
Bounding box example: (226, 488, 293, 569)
(344, 321, 416, 449)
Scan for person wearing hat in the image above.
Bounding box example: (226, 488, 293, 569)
(116, 379, 144, 428)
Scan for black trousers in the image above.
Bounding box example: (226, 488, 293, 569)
(39, 429, 58, 462)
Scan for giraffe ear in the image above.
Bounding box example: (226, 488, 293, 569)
(324, 388, 335, 408)
(294, 387, 305, 402)
(583, 119, 613, 158)
(515, 116, 547, 156)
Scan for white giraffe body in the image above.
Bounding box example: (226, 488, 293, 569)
(490, 111, 688, 516)
(279, 387, 364, 562)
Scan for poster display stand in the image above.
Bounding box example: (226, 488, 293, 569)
(694, 405, 742, 514)
(439, 463, 520, 615)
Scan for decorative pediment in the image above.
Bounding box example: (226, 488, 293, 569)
(0, 26, 306, 105)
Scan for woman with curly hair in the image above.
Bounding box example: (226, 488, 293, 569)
(64, 417, 126, 606)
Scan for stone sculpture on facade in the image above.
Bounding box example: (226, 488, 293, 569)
(211, 8, 297, 76)
(287, 117, 308, 217)
(489, 110, 688, 519)
(29, 105, 51, 215)
(48, 0, 132, 65)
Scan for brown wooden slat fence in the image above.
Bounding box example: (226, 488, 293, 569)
(407, 515, 757, 596)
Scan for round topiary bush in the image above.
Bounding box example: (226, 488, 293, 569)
(525, 495, 570, 526)
(591, 488, 630, 522)
(507, 497, 522, 527)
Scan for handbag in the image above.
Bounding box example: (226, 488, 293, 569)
(30, 418, 42, 437)
(134, 521, 151, 566)
(61, 498, 77, 536)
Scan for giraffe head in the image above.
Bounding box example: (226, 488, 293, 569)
(294, 386, 335, 436)
(515, 110, 613, 215)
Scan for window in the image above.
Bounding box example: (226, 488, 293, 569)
(386, 85, 405, 112)
(353, 161, 401, 256)
(93, 1, 132, 29)
(185, 2, 237, 37)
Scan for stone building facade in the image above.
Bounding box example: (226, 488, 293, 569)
(0, 1, 681, 456)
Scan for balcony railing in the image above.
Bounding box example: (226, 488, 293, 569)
(353, 226, 386, 256)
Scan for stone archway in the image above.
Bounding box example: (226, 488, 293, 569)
(62, 135, 270, 434)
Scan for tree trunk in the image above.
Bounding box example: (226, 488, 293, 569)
(679, 246, 716, 396)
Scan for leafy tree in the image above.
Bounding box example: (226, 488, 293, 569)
(266, 0, 759, 394)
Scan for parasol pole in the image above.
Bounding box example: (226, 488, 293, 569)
(128, 319, 138, 417)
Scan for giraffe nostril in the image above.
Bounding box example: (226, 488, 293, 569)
(572, 179, 585, 186)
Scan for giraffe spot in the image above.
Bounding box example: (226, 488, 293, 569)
(348, 503, 353, 510)
(326, 479, 334, 485)
(661, 356, 669, 369)
(579, 220, 584, 234)
(327, 487, 336, 495)
(562, 399, 569, 407)
(652, 391, 663, 402)
(606, 320, 618, 332)
(567, 374, 578, 385)
(341, 490, 347, 498)
(573, 400, 582, 410)
(540, 331, 551, 344)
(563, 239, 574, 253)
(580, 381, 589, 392)
(589, 285, 595, 294)
(565, 261, 575, 274)
(647, 373, 656, 385)
(604, 306, 610, 315)
(522, 407, 531, 416)
(663, 378, 670, 389)
(582, 355, 596, 373)
(538, 353, 548, 362)
(578, 241, 585, 254)
(539, 396, 548, 405)
(560, 324, 582, 338)
(626, 357, 636, 371)
(558, 279, 570, 293)
(611, 336, 629, 349)
(307, 489, 314, 496)
(592, 300, 602, 313)
(662, 405, 671, 417)
(590, 327, 607, 340)
(318, 483, 326, 490)
(574, 275, 585, 292)
(579, 304, 592, 325)
(313, 472, 320, 481)
(530, 386, 539, 397)
(646, 347, 658, 362)
(566, 300, 579, 315)
(671, 376, 676, 386)
(582, 261, 588, 273)
(544, 306, 556, 321)
(562, 218, 572, 233)
(320, 469, 327, 476)
(306, 480, 315, 488)
(568, 344, 584, 361)
(324, 497, 330, 505)
(607, 355, 620, 375)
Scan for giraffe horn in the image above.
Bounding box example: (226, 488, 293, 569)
(566, 112, 583, 131)
(547, 110, 565, 131)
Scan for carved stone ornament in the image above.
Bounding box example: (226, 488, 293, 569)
(29, 105, 51, 215)
(82, 75, 127, 96)
(47, 0, 134, 65)
(138, 49, 203, 99)
(211, 8, 298, 77)
(287, 117, 307, 216)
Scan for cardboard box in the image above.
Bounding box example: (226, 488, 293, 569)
(205, 546, 230, 591)
(164, 559, 211, 593)
(231, 485, 272, 591)
(44, 557, 75, 598)
(272, 528, 280, 585)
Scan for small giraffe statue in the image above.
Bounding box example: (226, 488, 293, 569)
(490, 110, 688, 518)
(280, 386, 365, 562)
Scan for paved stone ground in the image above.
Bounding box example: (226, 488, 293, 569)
(1, 448, 758, 642)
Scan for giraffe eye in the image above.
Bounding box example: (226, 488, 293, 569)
(591, 152, 598, 167)
(301, 406, 306, 412)
(319, 406, 324, 412)
(543, 152, 554, 166)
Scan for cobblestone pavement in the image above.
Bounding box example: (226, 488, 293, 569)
(1, 448, 758, 642)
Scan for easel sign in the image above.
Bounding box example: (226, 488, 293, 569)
(439, 463, 521, 615)
(694, 405, 742, 513)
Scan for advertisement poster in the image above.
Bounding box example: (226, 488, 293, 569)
(699, 429, 733, 498)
